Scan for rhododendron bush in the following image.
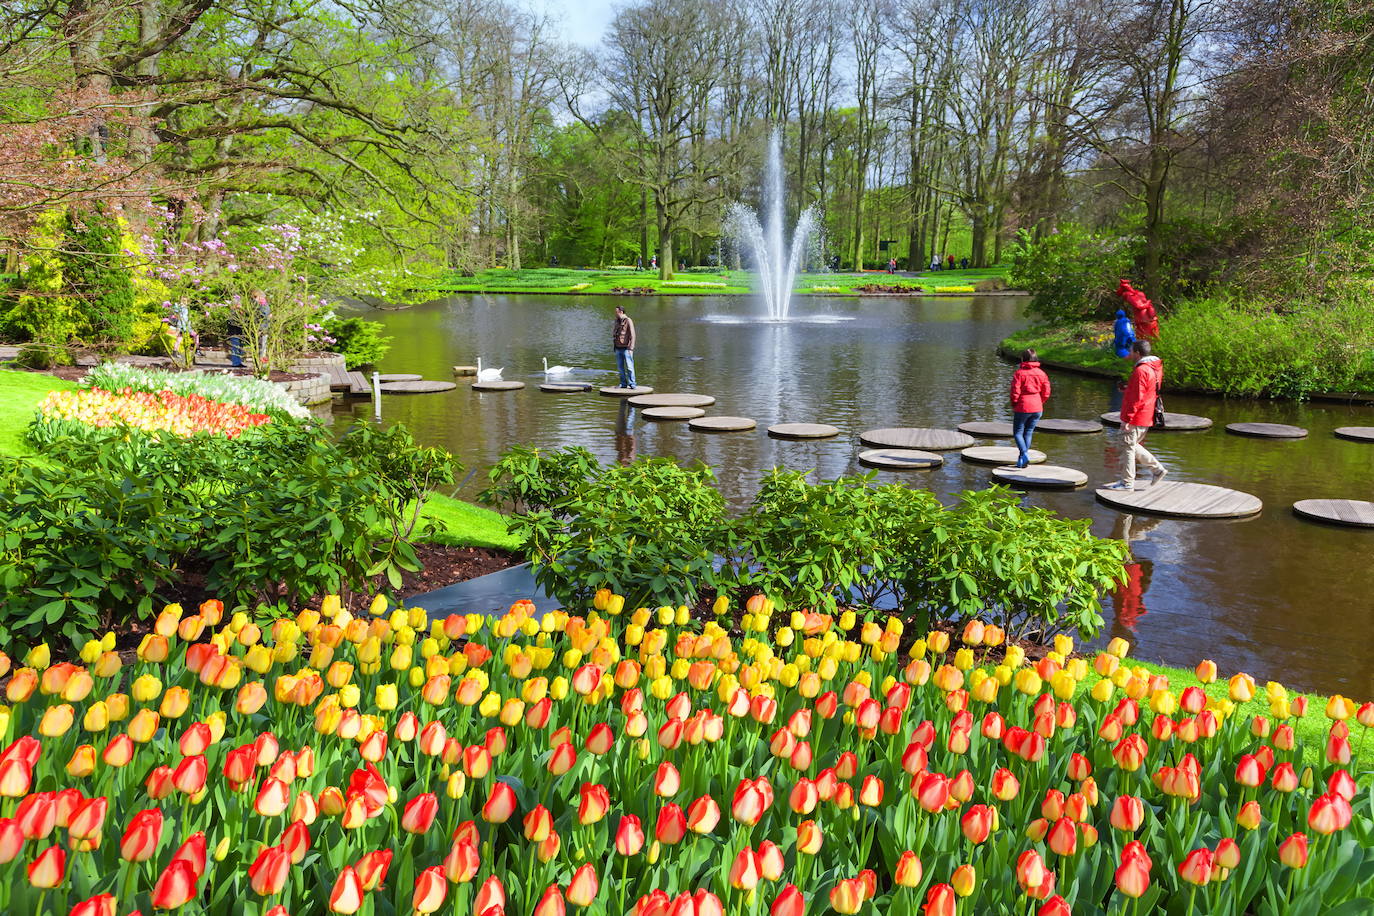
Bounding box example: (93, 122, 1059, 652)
(1, 590, 1370, 916)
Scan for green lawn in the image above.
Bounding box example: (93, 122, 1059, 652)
(1001, 323, 1129, 377)
(418, 493, 519, 550)
(0, 370, 75, 457)
(428, 266, 1012, 297)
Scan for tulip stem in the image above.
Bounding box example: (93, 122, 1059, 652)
(120, 859, 139, 909)
(617, 854, 628, 916)
(1185, 885, 1197, 915)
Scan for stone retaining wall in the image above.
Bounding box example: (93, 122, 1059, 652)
(278, 372, 332, 406)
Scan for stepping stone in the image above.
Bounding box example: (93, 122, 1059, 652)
(1036, 418, 1104, 434)
(958, 421, 1012, 438)
(539, 382, 592, 393)
(377, 373, 423, 382)
(962, 446, 1045, 466)
(600, 386, 654, 397)
(1095, 480, 1262, 518)
(1334, 426, 1374, 443)
(768, 423, 840, 440)
(1100, 411, 1213, 430)
(1225, 422, 1307, 439)
(992, 465, 1088, 489)
(469, 380, 524, 391)
(859, 427, 975, 450)
(628, 392, 716, 408)
(858, 448, 943, 470)
(689, 416, 756, 432)
(642, 406, 706, 421)
(1292, 499, 1374, 529)
(380, 380, 459, 393)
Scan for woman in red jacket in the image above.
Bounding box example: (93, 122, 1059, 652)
(1009, 348, 1052, 468)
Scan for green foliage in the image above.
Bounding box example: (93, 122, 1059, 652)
(61, 205, 141, 346)
(0, 420, 458, 646)
(1008, 225, 1138, 321)
(484, 450, 1129, 638)
(1155, 295, 1374, 398)
(79, 363, 311, 418)
(323, 315, 393, 369)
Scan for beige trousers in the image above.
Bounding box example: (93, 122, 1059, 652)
(1121, 424, 1164, 485)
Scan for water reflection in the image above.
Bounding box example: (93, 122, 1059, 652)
(1109, 514, 1163, 641)
(338, 293, 1374, 696)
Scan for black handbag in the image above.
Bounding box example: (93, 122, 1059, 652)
(1153, 392, 1167, 428)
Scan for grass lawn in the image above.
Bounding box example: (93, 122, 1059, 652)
(418, 493, 519, 550)
(0, 370, 75, 457)
(428, 266, 1012, 297)
(1002, 323, 1129, 377)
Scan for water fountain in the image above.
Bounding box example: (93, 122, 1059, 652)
(727, 132, 819, 321)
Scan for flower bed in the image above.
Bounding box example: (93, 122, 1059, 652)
(83, 364, 311, 420)
(32, 388, 272, 441)
(2, 592, 1369, 915)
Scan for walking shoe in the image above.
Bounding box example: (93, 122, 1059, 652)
(1150, 468, 1169, 486)
(1102, 481, 1134, 491)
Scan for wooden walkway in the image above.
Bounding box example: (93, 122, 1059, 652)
(1095, 481, 1262, 518)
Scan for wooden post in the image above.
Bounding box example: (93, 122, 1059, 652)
(372, 372, 381, 422)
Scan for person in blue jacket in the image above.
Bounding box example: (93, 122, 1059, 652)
(1112, 309, 1136, 357)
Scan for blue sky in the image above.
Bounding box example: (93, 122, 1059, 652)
(540, 0, 615, 47)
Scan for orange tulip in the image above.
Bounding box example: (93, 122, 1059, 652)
(0, 817, 24, 863)
(656, 804, 687, 844)
(27, 845, 65, 888)
(687, 794, 721, 834)
(1177, 848, 1213, 886)
(524, 805, 554, 842)
(829, 878, 865, 914)
(615, 815, 645, 855)
(533, 884, 566, 916)
(894, 850, 922, 887)
(329, 866, 365, 914)
(248, 844, 291, 896)
(402, 793, 439, 834)
(797, 819, 823, 855)
(770, 884, 804, 916)
(474, 875, 506, 914)
(482, 780, 518, 823)
(579, 783, 610, 825)
(961, 805, 994, 844)
(151, 859, 199, 909)
(119, 808, 163, 862)
(69, 894, 117, 916)
(923, 884, 957, 916)
(1278, 833, 1309, 868)
(729, 847, 760, 891)
(443, 840, 480, 883)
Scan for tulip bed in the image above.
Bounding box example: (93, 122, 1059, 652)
(3, 593, 1372, 916)
(33, 388, 273, 441)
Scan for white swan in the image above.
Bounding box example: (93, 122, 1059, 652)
(543, 357, 573, 375)
(476, 357, 503, 381)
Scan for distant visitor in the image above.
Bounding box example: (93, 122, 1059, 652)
(1105, 340, 1167, 490)
(1116, 279, 1159, 340)
(613, 304, 637, 390)
(1112, 309, 1136, 357)
(1010, 348, 1051, 468)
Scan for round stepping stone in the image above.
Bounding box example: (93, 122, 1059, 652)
(469, 380, 523, 391)
(958, 421, 1013, 438)
(1095, 481, 1262, 518)
(539, 382, 592, 393)
(992, 465, 1088, 489)
(628, 392, 716, 408)
(1036, 418, 1104, 434)
(1334, 426, 1374, 443)
(1225, 422, 1307, 439)
(1292, 499, 1374, 529)
(376, 373, 423, 382)
(600, 386, 654, 397)
(859, 427, 975, 450)
(768, 423, 840, 440)
(858, 448, 943, 470)
(689, 416, 756, 432)
(642, 406, 706, 421)
(380, 380, 459, 393)
(961, 446, 1045, 466)
(1100, 411, 1212, 430)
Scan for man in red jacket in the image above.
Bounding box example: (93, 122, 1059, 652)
(1105, 340, 1167, 490)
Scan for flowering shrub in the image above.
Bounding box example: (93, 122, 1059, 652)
(567, 283, 592, 292)
(934, 286, 977, 294)
(32, 389, 272, 442)
(81, 364, 310, 420)
(808, 286, 843, 293)
(661, 281, 728, 289)
(2, 591, 1369, 916)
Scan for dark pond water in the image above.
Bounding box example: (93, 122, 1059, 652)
(335, 293, 1374, 697)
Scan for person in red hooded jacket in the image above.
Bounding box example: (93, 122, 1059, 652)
(1009, 348, 1051, 468)
(1105, 339, 1167, 490)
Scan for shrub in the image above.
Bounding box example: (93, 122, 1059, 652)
(323, 315, 392, 369)
(1007, 224, 1138, 321)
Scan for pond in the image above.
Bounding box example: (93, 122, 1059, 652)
(335, 293, 1374, 697)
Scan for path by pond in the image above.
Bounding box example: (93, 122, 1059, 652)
(335, 293, 1374, 697)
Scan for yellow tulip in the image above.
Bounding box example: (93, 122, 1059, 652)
(375, 684, 398, 710)
(131, 675, 163, 703)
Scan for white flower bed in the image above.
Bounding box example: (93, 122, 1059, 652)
(83, 363, 312, 419)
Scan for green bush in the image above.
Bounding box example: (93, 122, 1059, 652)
(1007, 224, 1138, 322)
(484, 451, 1129, 638)
(0, 422, 458, 646)
(323, 315, 393, 369)
(1156, 295, 1374, 398)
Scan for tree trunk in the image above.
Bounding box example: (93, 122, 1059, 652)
(1143, 145, 1167, 299)
(656, 195, 673, 280)
(970, 211, 986, 268)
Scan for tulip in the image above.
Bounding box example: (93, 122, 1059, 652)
(951, 864, 976, 897)
(443, 840, 480, 883)
(923, 884, 957, 916)
(69, 894, 117, 916)
(151, 859, 199, 909)
(482, 780, 518, 823)
(248, 844, 291, 896)
(1038, 896, 1072, 916)
(687, 794, 720, 834)
(1047, 818, 1077, 857)
(616, 815, 645, 855)
(0, 818, 23, 863)
(120, 808, 163, 862)
(1016, 850, 1048, 893)
(1215, 837, 1241, 870)
(796, 819, 823, 855)
(402, 793, 439, 834)
(1115, 849, 1151, 898)
(729, 847, 761, 891)
(656, 804, 687, 844)
(1278, 833, 1309, 868)
(474, 875, 506, 914)
(829, 878, 865, 914)
(1109, 795, 1144, 832)
(961, 805, 993, 844)
(1309, 793, 1353, 835)
(534, 884, 566, 916)
(770, 884, 804, 916)
(27, 845, 65, 888)
(1234, 754, 1266, 788)
(1178, 848, 1213, 886)
(329, 866, 365, 914)
(579, 783, 610, 825)
(354, 849, 393, 891)
(894, 851, 922, 887)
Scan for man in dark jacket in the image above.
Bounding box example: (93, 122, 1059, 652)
(1105, 340, 1166, 490)
(613, 305, 637, 389)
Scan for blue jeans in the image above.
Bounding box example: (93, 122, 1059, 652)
(615, 348, 636, 388)
(1012, 411, 1041, 466)
(227, 335, 245, 367)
